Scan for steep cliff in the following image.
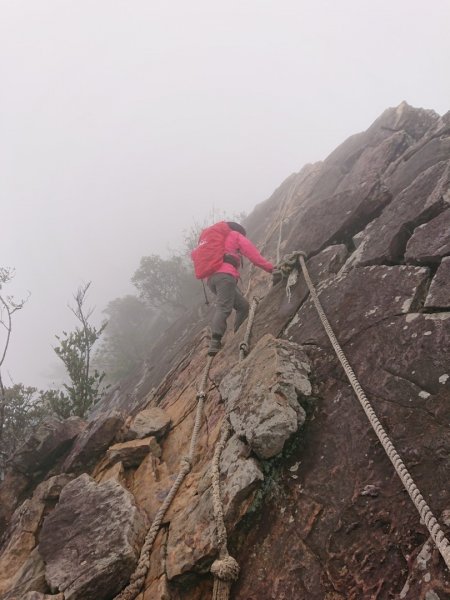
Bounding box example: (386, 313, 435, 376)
(1, 102, 450, 600)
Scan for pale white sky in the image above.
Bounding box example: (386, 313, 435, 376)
(1, 1, 450, 387)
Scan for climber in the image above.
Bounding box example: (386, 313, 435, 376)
(191, 221, 274, 355)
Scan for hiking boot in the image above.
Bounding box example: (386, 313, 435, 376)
(208, 336, 222, 356)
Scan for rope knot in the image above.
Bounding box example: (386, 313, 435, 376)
(196, 391, 206, 400)
(210, 554, 240, 582)
(239, 341, 249, 356)
(180, 455, 192, 471)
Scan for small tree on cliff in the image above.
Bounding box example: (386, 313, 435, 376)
(0, 268, 29, 472)
(54, 282, 107, 418)
(132, 254, 196, 313)
(1, 384, 53, 462)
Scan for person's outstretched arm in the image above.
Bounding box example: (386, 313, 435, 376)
(236, 233, 273, 272)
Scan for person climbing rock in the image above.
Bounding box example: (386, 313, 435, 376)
(191, 221, 273, 355)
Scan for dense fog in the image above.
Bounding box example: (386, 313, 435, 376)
(1, 0, 450, 388)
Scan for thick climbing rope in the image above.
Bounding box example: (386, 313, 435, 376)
(209, 297, 259, 599)
(239, 297, 260, 360)
(290, 251, 450, 570)
(210, 421, 239, 600)
(114, 355, 214, 600)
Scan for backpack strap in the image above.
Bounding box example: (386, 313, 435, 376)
(223, 254, 240, 268)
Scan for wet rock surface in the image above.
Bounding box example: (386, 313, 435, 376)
(39, 473, 146, 600)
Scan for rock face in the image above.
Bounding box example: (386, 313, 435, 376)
(220, 335, 311, 459)
(62, 411, 124, 473)
(104, 436, 161, 468)
(350, 161, 450, 266)
(0, 470, 29, 534)
(2, 102, 450, 600)
(0, 417, 84, 535)
(405, 208, 450, 263)
(124, 407, 171, 440)
(219, 434, 264, 522)
(425, 257, 450, 308)
(0, 475, 73, 599)
(11, 416, 86, 476)
(22, 593, 64, 600)
(38, 474, 146, 600)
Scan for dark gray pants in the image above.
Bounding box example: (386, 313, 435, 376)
(207, 273, 249, 337)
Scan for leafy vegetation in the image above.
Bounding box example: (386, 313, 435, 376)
(54, 283, 107, 418)
(0, 268, 30, 474)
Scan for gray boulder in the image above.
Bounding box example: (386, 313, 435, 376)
(425, 257, 450, 308)
(405, 207, 450, 264)
(104, 436, 161, 468)
(220, 335, 311, 459)
(39, 473, 146, 600)
(125, 407, 171, 441)
(62, 411, 124, 473)
(11, 416, 86, 476)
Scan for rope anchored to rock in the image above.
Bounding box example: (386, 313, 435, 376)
(210, 421, 240, 600)
(114, 355, 214, 600)
(281, 251, 450, 571)
(210, 297, 259, 599)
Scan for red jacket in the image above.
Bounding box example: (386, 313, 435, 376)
(215, 230, 273, 279)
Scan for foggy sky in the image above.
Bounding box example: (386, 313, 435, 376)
(1, 1, 450, 388)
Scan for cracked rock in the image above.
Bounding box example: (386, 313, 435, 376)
(219, 335, 311, 459)
(425, 257, 450, 309)
(0, 475, 73, 599)
(39, 473, 146, 600)
(350, 161, 450, 266)
(62, 411, 124, 474)
(104, 436, 161, 468)
(290, 265, 430, 347)
(11, 416, 86, 476)
(220, 434, 264, 521)
(405, 208, 450, 264)
(124, 407, 171, 441)
(22, 593, 64, 600)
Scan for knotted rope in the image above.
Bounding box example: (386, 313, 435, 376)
(210, 298, 259, 598)
(284, 251, 450, 570)
(239, 297, 259, 360)
(114, 355, 214, 600)
(210, 421, 239, 600)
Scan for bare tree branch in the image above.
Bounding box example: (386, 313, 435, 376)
(0, 267, 30, 469)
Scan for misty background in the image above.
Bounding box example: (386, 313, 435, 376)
(1, 1, 449, 389)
